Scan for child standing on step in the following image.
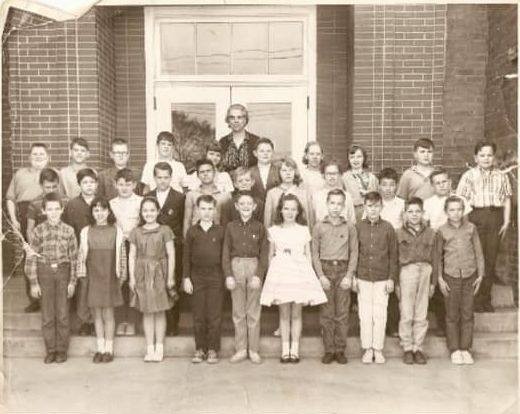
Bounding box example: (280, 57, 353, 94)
(128, 197, 176, 362)
(260, 194, 327, 363)
(78, 197, 127, 363)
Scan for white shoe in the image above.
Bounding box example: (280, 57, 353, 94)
(230, 350, 248, 363)
(451, 350, 464, 365)
(154, 345, 164, 362)
(374, 350, 386, 364)
(362, 349, 374, 364)
(273, 328, 281, 337)
(144, 352, 154, 362)
(249, 351, 262, 364)
(461, 350, 474, 365)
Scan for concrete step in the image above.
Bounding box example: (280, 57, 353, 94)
(4, 330, 517, 359)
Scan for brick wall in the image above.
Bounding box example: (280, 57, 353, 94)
(353, 4, 447, 174)
(316, 6, 354, 164)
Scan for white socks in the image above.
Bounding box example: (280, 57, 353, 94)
(282, 341, 290, 356)
(290, 341, 299, 357)
(105, 340, 113, 354)
(97, 338, 105, 353)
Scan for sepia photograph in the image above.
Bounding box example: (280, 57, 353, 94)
(0, 0, 518, 413)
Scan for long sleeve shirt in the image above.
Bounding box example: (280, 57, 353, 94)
(438, 220, 485, 279)
(183, 223, 225, 279)
(355, 218, 398, 282)
(311, 216, 358, 279)
(26, 220, 78, 286)
(222, 218, 269, 280)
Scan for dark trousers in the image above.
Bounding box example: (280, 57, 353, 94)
(386, 292, 400, 334)
(469, 207, 503, 306)
(39, 263, 71, 353)
(319, 261, 351, 353)
(18, 201, 38, 305)
(73, 278, 90, 325)
(191, 268, 223, 352)
(115, 240, 140, 328)
(430, 286, 446, 332)
(166, 242, 183, 332)
(444, 273, 475, 352)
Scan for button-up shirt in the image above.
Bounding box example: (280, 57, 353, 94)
(456, 166, 512, 208)
(311, 216, 358, 279)
(438, 219, 485, 279)
(311, 188, 356, 225)
(397, 165, 435, 201)
(26, 220, 78, 286)
(356, 218, 398, 282)
(183, 222, 225, 278)
(396, 223, 440, 284)
(222, 218, 269, 279)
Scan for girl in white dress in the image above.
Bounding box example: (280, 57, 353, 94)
(261, 194, 327, 363)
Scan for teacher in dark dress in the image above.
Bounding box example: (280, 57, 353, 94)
(219, 104, 260, 173)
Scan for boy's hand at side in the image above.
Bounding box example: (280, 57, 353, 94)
(498, 221, 509, 240)
(339, 276, 352, 290)
(438, 277, 450, 297)
(166, 277, 175, 290)
(319, 276, 331, 291)
(395, 285, 401, 300)
(473, 276, 483, 295)
(67, 283, 75, 299)
(250, 276, 261, 290)
(225, 276, 236, 291)
(183, 278, 193, 295)
(129, 278, 136, 293)
(30, 284, 41, 299)
(429, 284, 435, 299)
(385, 279, 394, 294)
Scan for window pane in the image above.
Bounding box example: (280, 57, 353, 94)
(160, 23, 195, 75)
(231, 23, 268, 75)
(171, 103, 216, 172)
(196, 23, 230, 75)
(269, 22, 303, 75)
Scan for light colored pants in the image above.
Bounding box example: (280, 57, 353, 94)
(398, 263, 432, 352)
(357, 279, 389, 351)
(231, 257, 262, 353)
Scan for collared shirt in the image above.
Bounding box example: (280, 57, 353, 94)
(342, 170, 379, 206)
(456, 166, 512, 208)
(356, 218, 398, 282)
(380, 197, 405, 230)
(311, 187, 356, 225)
(220, 193, 264, 230)
(396, 224, 440, 283)
(155, 189, 169, 208)
(311, 216, 358, 279)
(222, 218, 269, 279)
(6, 167, 44, 203)
(183, 186, 231, 236)
(59, 165, 96, 199)
(438, 219, 485, 279)
(140, 159, 187, 193)
(423, 193, 472, 230)
(397, 165, 435, 201)
(110, 193, 143, 238)
(62, 195, 93, 241)
(27, 195, 69, 228)
(26, 220, 78, 286)
(183, 222, 225, 278)
(97, 166, 142, 200)
(264, 185, 310, 228)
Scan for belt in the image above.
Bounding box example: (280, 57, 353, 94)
(321, 259, 348, 266)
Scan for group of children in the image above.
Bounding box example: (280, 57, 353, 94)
(9, 132, 511, 367)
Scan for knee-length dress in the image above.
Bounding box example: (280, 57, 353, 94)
(129, 225, 174, 313)
(260, 224, 327, 306)
(86, 224, 124, 308)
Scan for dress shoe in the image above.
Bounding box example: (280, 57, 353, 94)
(55, 352, 67, 363)
(321, 353, 335, 364)
(403, 351, 414, 365)
(44, 353, 56, 364)
(413, 350, 427, 365)
(102, 353, 114, 363)
(280, 355, 291, 364)
(289, 354, 300, 364)
(93, 352, 104, 363)
(335, 352, 348, 365)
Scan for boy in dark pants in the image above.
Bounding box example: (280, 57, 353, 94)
(312, 189, 358, 364)
(438, 196, 484, 365)
(145, 162, 185, 336)
(26, 193, 78, 363)
(183, 195, 225, 364)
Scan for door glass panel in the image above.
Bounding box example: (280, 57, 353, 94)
(269, 22, 303, 75)
(231, 23, 268, 75)
(160, 23, 195, 75)
(244, 102, 292, 159)
(196, 23, 230, 75)
(171, 103, 216, 172)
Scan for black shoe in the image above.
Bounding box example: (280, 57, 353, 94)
(93, 352, 104, 363)
(280, 355, 291, 364)
(55, 352, 67, 363)
(413, 350, 427, 365)
(289, 354, 300, 364)
(79, 323, 93, 336)
(102, 353, 114, 363)
(335, 352, 348, 364)
(321, 353, 335, 364)
(403, 351, 414, 365)
(44, 352, 56, 364)
(25, 302, 40, 313)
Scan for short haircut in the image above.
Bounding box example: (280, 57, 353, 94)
(444, 195, 464, 212)
(30, 142, 48, 152)
(326, 188, 346, 203)
(346, 145, 369, 170)
(276, 157, 302, 186)
(111, 138, 128, 149)
(89, 196, 116, 225)
(273, 193, 307, 226)
(430, 168, 449, 183)
(70, 137, 89, 151)
(206, 141, 223, 155)
(196, 158, 215, 173)
(405, 197, 423, 210)
(153, 161, 172, 176)
(114, 168, 136, 182)
(196, 194, 217, 207)
(156, 131, 175, 145)
(233, 190, 256, 204)
(364, 191, 382, 204)
(302, 141, 323, 165)
(320, 159, 343, 175)
(225, 103, 249, 125)
(138, 196, 161, 226)
(413, 138, 434, 151)
(232, 166, 253, 184)
(42, 192, 63, 209)
(39, 168, 59, 185)
(76, 168, 97, 184)
(255, 137, 274, 151)
(378, 167, 398, 183)
(474, 140, 496, 155)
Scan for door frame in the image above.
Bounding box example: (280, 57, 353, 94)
(144, 5, 317, 163)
